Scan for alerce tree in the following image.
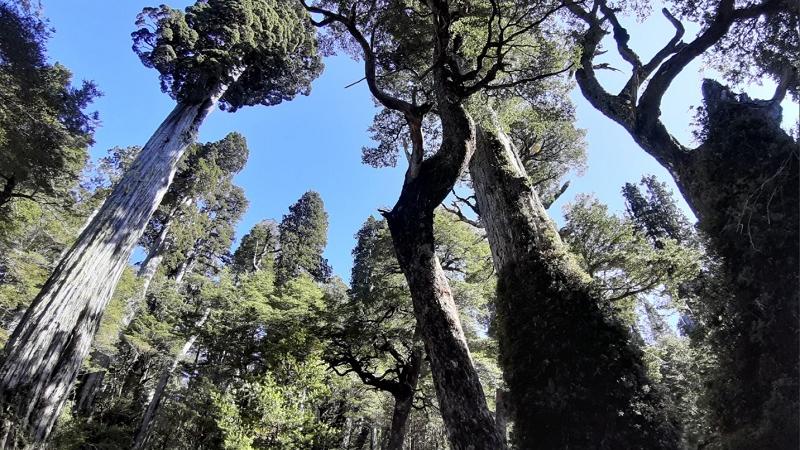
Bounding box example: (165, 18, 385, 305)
(566, 0, 798, 446)
(0, 1, 321, 445)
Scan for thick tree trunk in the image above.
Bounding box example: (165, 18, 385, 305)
(383, 88, 504, 448)
(0, 84, 227, 445)
(385, 346, 422, 450)
(469, 125, 679, 449)
(670, 82, 799, 449)
(131, 307, 210, 450)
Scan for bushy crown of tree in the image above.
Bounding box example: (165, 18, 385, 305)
(132, 0, 323, 109)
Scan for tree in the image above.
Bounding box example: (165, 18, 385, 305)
(0, 1, 322, 443)
(567, 1, 798, 445)
(327, 212, 500, 449)
(0, 2, 99, 210)
(470, 124, 680, 448)
(232, 220, 279, 275)
(276, 191, 331, 285)
(305, 1, 576, 445)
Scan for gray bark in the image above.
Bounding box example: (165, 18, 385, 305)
(469, 125, 679, 449)
(494, 389, 508, 446)
(0, 79, 231, 446)
(131, 307, 211, 450)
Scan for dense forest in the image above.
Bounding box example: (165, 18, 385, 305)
(0, 0, 797, 449)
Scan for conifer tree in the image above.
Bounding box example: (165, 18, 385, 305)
(0, 3, 98, 210)
(0, 1, 321, 443)
(276, 191, 331, 285)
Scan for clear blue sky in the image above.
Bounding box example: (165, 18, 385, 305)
(39, 1, 796, 281)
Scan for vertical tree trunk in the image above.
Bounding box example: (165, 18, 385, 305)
(131, 307, 210, 450)
(383, 89, 504, 448)
(0, 83, 228, 445)
(671, 82, 799, 449)
(385, 346, 422, 450)
(469, 125, 679, 449)
(121, 199, 190, 330)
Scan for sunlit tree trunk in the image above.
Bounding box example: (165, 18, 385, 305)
(469, 125, 680, 449)
(0, 79, 232, 446)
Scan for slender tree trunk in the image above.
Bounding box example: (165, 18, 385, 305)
(131, 307, 210, 450)
(121, 199, 189, 330)
(670, 82, 799, 449)
(383, 83, 504, 448)
(74, 367, 105, 416)
(0, 80, 230, 445)
(469, 125, 680, 449)
(385, 345, 422, 450)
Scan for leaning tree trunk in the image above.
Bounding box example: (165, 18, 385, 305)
(385, 345, 422, 450)
(131, 307, 211, 450)
(671, 81, 799, 449)
(469, 125, 680, 449)
(0, 84, 229, 446)
(383, 80, 504, 449)
(74, 198, 189, 418)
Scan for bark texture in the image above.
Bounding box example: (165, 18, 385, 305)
(470, 125, 680, 449)
(383, 86, 504, 449)
(0, 87, 225, 445)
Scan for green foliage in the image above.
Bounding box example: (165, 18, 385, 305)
(232, 220, 278, 275)
(276, 191, 331, 285)
(132, 0, 323, 109)
(562, 194, 701, 310)
(0, 2, 98, 208)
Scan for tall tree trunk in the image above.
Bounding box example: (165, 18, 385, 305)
(0, 82, 229, 445)
(670, 82, 799, 449)
(469, 125, 680, 449)
(383, 82, 504, 449)
(131, 307, 210, 450)
(385, 345, 422, 450)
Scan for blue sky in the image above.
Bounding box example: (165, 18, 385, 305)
(40, 1, 796, 281)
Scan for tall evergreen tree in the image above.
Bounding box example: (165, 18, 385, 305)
(276, 191, 331, 285)
(0, 2, 321, 443)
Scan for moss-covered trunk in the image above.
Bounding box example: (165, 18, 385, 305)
(0, 87, 225, 446)
(673, 81, 799, 449)
(470, 125, 679, 449)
